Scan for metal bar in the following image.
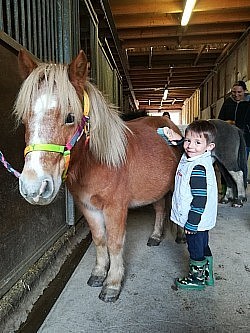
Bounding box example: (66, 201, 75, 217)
(65, 187, 75, 226)
(6, 0, 12, 36)
(20, 0, 27, 48)
(83, 0, 99, 84)
(13, 0, 19, 42)
(72, 0, 80, 56)
(41, 0, 47, 60)
(46, 0, 51, 61)
(56, 0, 63, 62)
(62, 0, 72, 63)
(0, 0, 3, 31)
(62, 0, 79, 225)
(32, 0, 38, 56)
(72, 0, 76, 56)
(50, 1, 55, 61)
(90, 21, 98, 85)
(84, 0, 98, 27)
(53, 0, 59, 62)
(26, 0, 32, 51)
(37, 0, 43, 59)
(75, 0, 80, 54)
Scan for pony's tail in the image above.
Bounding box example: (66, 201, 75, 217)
(237, 128, 248, 188)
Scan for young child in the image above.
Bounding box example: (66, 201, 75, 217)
(157, 120, 217, 290)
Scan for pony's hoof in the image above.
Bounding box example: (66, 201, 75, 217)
(232, 199, 243, 208)
(219, 197, 229, 204)
(99, 287, 120, 303)
(147, 237, 161, 246)
(87, 275, 105, 287)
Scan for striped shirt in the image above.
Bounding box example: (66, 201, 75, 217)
(185, 165, 207, 232)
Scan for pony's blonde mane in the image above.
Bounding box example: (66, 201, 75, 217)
(14, 62, 129, 168)
(85, 81, 129, 168)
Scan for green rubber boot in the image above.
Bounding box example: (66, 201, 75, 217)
(205, 256, 214, 286)
(175, 259, 207, 290)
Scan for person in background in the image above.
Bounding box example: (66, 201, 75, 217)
(162, 111, 171, 119)
(157, 120, 217, 290)
(218, 81, 250, 161)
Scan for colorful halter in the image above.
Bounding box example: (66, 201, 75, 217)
(24, 90, 90, 181)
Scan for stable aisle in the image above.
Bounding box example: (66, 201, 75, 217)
(38, 187, 250, 333)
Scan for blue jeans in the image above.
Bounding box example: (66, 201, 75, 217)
(186, 231, 212, 261)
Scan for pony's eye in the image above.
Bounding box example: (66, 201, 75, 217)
(65, 113, 75, 124)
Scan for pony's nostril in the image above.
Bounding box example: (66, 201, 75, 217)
(39, 178, 54, 199)
(33, 179, 53, 201)
(39, 179, 48, 196)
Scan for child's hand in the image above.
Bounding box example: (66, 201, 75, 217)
(163, 127, 182, 144)
(184, 229, 197, 235)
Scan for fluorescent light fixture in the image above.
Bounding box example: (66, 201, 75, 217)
(135, 100, 139, 109)
(163, 89, 168, 100)
(181, 0, 197, 26)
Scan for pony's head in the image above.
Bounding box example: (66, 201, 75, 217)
(15, 50, 128, 205)
(15, 49, 88, 205)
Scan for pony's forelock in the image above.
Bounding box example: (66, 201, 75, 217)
(13, 63, 82, 124)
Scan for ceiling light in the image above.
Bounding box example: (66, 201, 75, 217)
(181, 0, 197, 26)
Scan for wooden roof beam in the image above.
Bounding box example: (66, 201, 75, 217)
(110, 0, 250, 15)
(122, 34, 239, 48)
(118, 23, 248, 40)
(113, 11, 250, 29)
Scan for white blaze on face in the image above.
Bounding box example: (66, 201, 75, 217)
(27, 93, 58, 177)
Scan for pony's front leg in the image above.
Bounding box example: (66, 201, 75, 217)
(99, 206, 127, 303)
(87, 241, 109, 287)
(82, 209, 110, 287)
(147, 197, 166, 246)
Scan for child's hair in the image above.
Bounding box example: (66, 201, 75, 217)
(185, 120, 217, 144)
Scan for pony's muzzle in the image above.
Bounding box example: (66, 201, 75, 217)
(19, 175, 55, 205)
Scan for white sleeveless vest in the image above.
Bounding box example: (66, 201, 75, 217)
(170, 151, 218, 231)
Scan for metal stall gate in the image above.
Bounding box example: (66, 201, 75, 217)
(0, 0, 124, 330)
(0, 1, 85, 330)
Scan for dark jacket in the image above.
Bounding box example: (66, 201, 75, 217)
(218, 96, 250, 146)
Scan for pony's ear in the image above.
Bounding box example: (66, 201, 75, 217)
(18, 49, 38, 80)
(68, 50, 88, 90)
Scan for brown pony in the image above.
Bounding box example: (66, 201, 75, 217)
(14, 50, 181, 302)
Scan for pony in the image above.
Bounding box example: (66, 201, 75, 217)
(210, 119, 247, 207)
(179, 120, 247, 207)
(14, 49, 182, 303)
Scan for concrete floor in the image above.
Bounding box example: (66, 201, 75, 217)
(37, 186, 250, 333)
